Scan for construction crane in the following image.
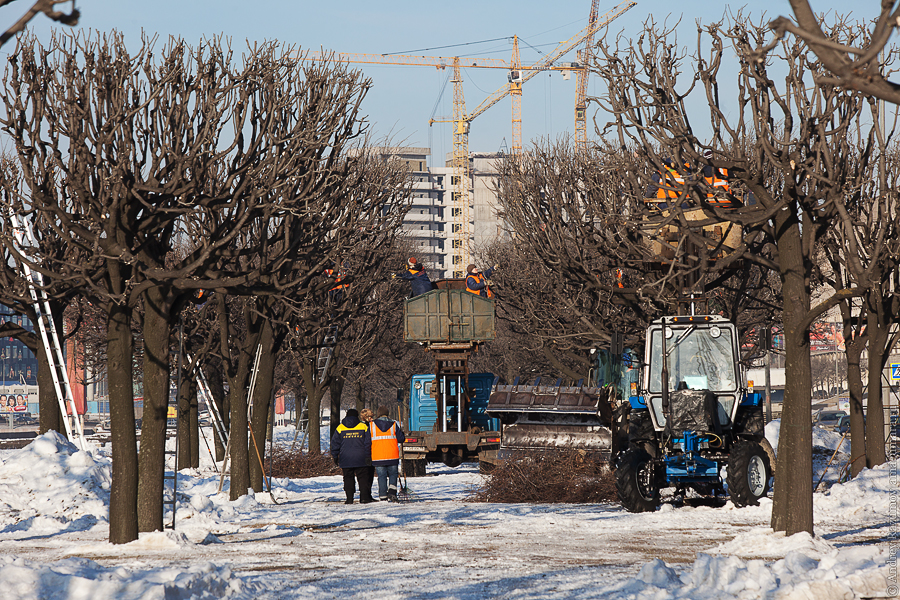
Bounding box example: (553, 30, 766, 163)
(431, 1, 636, 154)
(302, 1, 635, 275)
(301, 53, 556, 276)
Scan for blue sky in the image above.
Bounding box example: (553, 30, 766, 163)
(3, 0, 868, 165)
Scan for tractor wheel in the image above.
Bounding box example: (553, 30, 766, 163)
(403, 458, 426, 478)
(733, 405, 764, 437)
(726, 441, 771, 507)
(628, 410, 658, 458)
(615, 447, 660, 513)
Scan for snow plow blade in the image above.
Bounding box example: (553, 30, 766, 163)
(487, 383, 618, 460)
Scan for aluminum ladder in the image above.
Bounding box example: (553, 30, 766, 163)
(9, 213, 86, 451)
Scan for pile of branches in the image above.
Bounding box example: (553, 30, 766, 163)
(470, 449, 617, 504)
(267, 447, 341, 479)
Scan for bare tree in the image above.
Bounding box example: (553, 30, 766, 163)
(591, 14, 881, 535)
(771, 3, 900, 104)
(0, 0, 79, 47)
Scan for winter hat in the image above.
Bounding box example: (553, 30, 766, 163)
(360, 408, 374, 422)
(408, 257, 417, 267)
(345, 408, 359, 418)
(466, 264, 477, 274)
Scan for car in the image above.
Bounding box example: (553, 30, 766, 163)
(835, 414, 866, 435)
(814, 409, 847, 430)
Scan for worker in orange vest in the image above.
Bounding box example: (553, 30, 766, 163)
(369, 405, 406, 502)
(701, 153, 735, 206)
(325, 261, 349, 303)
(465, 263, 497, 298)
(644, 158, 686, 207)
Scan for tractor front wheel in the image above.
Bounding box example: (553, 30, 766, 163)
(726, 441, 772, 507)
(615, 448, 661, 513)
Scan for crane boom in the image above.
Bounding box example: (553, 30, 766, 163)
(454, 1, 636, 152)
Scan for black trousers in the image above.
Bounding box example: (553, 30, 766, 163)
(342, 466, 375, 501)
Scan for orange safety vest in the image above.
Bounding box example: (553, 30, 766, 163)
(370, 421, 400, 461)
(655, 165, 685, 200)
(704, 167, 731, 203)
(325, 268, 348, 292)
(465, 273, 493, 298)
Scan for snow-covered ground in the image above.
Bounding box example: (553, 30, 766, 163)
(0, 423, 895, 599)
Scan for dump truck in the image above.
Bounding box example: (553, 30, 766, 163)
(401, 372, 501, 475)
(615, 314, 776, 511)
(400, 280, 501, 476)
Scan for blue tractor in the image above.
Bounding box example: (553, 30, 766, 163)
(615, 315, 775, 512)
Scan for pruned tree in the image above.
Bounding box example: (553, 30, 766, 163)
(0, 30, 408, 537)
(771, 3, 900, 104)
(0, 0, 79, 47)
(591, 14, 883, 535)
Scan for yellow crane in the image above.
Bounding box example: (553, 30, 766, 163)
(301, 51, 556, 274)
(431, 1, 636, 154)
(302, 1, 635, 275)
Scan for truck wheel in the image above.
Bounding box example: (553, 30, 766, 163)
(404, 458, 426, 478)
(441, 450, 464, 468)
(615, 448, 660, 513)
(726, 441, 771, 507)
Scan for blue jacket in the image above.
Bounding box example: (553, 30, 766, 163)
(370, 417, 406, 467)
(397, 268, 433, 297)
(466, 267, 495, 297)
(330, 414, 371, 468)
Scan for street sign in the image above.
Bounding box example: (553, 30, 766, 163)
(891, 363, 900, 381)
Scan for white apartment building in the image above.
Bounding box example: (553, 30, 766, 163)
(382, 147, 507, 280)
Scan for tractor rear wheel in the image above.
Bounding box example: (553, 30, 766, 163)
(726, 441, 771, 507)
(615, 447, 660, 513)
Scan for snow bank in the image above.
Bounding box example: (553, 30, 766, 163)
(0, 555, 253, 600)
(0, 432, 110, 536)
(765, 419, 848, 454)
(603, 458, 900, 599)
(607, 539, 892, 599)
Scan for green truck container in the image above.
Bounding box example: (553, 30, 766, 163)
(403, 284, 495, 344)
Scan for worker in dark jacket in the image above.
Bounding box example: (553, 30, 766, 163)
(393, 257, 433, 297)
(369, 405, 406, 502)
(330, 408, 376, 504)
(465, 264, 497, 298)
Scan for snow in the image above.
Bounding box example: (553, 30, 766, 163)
(0, 427, 895, 599)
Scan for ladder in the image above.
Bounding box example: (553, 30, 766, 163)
(217, 344, 263, 494)
(316, 326, 338, 385)
(288, 395, 309, 453)
(8, 213, 86, 451)
(189, 355, 228, 450)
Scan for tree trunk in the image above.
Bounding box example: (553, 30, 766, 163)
(107, 300, 139, 544)
(36, 328, 61, 435)
(227, 376, 251, 500)
(770, 220, 814, 536)
(842, 322, 867, 478)
(865, 290, 888, 467)
(249, 322, 275, 493)
(137, 287, 171, 533)
(177, 375, 197, 469)
(190, 379, 200, 468)
(299, 359, 324, 455)
(206, 358, 228, 461)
